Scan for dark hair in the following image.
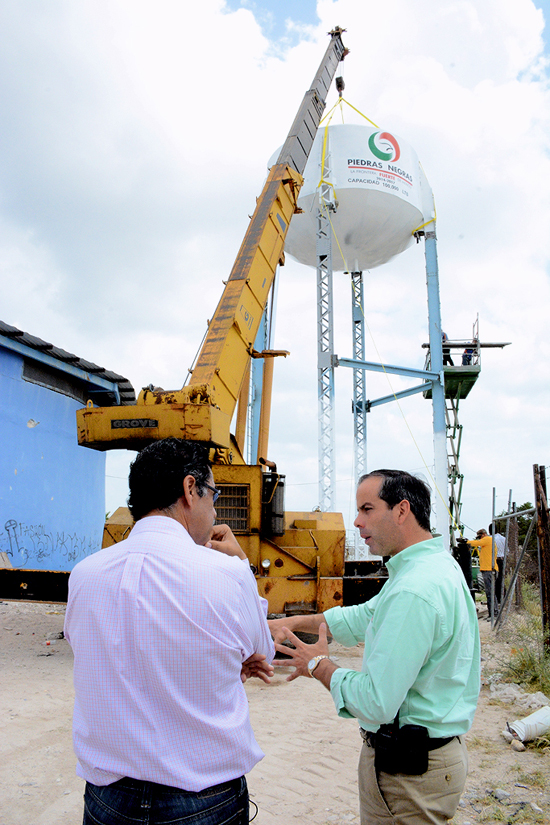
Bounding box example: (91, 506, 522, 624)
(127, 438, 211, 521)
(358, 469, 432, 531)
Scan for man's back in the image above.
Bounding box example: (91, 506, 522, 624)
(65, 516, 274, 792)
(494, 533, 506, 558)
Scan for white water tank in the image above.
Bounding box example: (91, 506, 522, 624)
(277, 124, 433, 271)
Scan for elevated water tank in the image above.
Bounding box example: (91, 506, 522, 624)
(276, 124, 433, 271)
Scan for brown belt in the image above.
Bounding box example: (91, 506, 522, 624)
(360, 727, 455, 751)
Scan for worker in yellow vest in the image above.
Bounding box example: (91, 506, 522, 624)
(468, 529, 498, 620)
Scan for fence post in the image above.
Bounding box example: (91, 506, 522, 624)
(508, 503, 519, 607)
(534, 464, 550, 652)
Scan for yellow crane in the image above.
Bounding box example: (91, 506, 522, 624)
(77, 28, 349, 615)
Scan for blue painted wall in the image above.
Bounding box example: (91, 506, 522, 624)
(0, 347, 106, 571)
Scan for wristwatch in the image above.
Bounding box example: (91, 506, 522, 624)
(308, 655, 330, 678)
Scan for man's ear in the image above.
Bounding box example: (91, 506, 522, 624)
(395, 498, 411, 523)
(181, 474, 196, 508)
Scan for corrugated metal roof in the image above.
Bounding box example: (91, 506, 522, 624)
(0, 320, 136, 405)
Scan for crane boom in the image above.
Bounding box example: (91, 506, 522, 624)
(77, 28, 347, 454)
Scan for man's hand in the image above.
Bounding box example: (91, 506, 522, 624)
(268, 613, 328, 645)
(207, 524, 247, 560)
(274, 622, 333, 682)
(241, 653, 274, 684)
(267, 616, 295, 645)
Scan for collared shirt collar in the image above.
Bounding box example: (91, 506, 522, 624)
(386, 535, 445, 577)
(130, 515, 187, 538)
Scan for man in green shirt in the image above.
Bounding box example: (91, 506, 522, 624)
(269, 469, 480, 825)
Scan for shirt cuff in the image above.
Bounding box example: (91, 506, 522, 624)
(328, 667, 357, 719)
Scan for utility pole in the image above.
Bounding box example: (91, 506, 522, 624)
(534, 464, 550, 651)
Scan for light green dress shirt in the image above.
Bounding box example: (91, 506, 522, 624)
(324, 537, 480, 737)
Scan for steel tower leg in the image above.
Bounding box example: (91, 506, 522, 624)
(445, 395, 464, 543)
(351, 271, 367, 479)
(424, 228, 449, 549)
(316, 205, 336, 511)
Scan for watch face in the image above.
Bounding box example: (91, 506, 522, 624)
(308, 658, 317, 671)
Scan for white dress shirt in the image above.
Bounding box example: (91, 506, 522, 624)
(494, 533, 506, 559)
(65, 516, 274, 791)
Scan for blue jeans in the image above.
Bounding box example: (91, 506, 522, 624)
(83, 776, 249, 824)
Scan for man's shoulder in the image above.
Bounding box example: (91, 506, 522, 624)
(70, 543, 113, 574)
(201, 547, 254, 582)
(389, 541, 463, 599)
(137, 521, 253, 585)
(393, 537, 448, 569)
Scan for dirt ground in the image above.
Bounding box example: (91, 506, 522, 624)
(1, 600, 549, 825)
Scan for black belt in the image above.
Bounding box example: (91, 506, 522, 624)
(360, 728, 455, 751)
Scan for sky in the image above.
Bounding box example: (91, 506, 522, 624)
(1, 0, 549, 543)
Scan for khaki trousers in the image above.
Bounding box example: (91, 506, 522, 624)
(358, 736, 468, 824)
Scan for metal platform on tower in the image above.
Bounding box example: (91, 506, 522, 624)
(422, 345, 481, 400)
(423, 364, 481, 400)
(421, 318, 510, 542)
(422, 319, 509, 400)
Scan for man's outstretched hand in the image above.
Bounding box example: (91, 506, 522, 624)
(274, 622, 332, 682)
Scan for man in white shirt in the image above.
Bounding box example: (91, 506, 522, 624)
(488, 523, 506, 602)
(65, 437, 274, 825)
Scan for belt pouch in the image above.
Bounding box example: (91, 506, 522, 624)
(395, 724, 429, 775)
(374, 719, 429, 775)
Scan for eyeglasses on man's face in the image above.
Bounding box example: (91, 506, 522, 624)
(203, 482, 221, 504)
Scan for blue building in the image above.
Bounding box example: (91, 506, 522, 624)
(0, 320, 135, 599)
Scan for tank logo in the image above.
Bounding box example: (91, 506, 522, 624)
(111, 419, 159, 429)
(368, 131, 401, 162)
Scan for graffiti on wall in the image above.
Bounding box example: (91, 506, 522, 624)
(1, 518, 98, 568)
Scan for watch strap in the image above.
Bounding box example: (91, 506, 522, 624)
(308, 654, 330, 677)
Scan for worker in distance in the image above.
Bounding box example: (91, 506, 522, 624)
(467, 527, 500, 620)
(65, 438, 274, 825)
(269, 469, 480, 825)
